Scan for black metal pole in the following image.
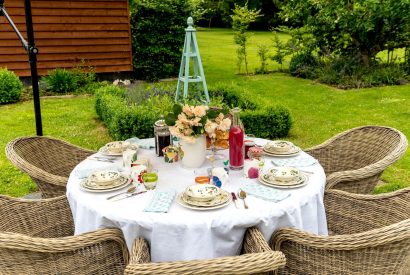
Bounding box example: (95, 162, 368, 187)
(0, 0, 43, 136)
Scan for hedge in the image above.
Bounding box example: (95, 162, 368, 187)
(95, 84, 292, 140)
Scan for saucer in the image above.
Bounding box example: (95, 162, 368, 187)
(263, 146, 301, 157)
(182, 190, 230, 207)
(176, 191, 232, 211)
(258, 173, 308, 189)
(80, 175, 130, 192)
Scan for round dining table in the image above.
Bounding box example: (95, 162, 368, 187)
(66, 138, 328, 262)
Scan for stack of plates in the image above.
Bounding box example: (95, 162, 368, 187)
(263, 140, 301, 157)
(176, 188, 232, 210)
(80, 171, 130, 192)
(258, 169, 309, 189)
(98, 141, 132, 156)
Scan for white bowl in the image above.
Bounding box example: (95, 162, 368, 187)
(184, 184, 220, 202)
(89, 171, 121, 186)
(264, 140, 293, 153)
(268, 167, 300, 182)
(105, 141, 130, 153)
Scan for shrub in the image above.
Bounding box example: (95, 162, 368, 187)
(289, 52, 319, 79)
(130, 0, 191, 81)
(0, 68, 23, 104)
(96, 83, 292, 140)
(42, 67, 97, 94)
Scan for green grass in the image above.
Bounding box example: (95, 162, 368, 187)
(0, 96, 111, 196)
(1, 28, 409, 196)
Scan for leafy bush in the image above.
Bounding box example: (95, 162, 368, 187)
(42, 67, 97, 94)
(289, 52, 319, 79)
(96, 83, 292, 139)
(130, 0, 191, 81)
(0, 68, 23, 104)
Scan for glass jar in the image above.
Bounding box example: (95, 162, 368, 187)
(154, 119, 171, 157)
(228, 108, 244, 170)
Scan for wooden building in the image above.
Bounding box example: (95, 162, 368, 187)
(0, 0, 133, 77)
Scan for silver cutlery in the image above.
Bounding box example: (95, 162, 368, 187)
(238, 190, 248, 209)
(231, 192, 239, 209)
(111, 190, 147, 202)
(87, 156, 116, 162)
(106, 186, 136, 200)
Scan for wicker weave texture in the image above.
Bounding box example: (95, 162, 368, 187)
(305, 125, 408, 194)
(271, 188, 410, 275)
(0, 228, 129, 275)
(325, 188, 410, 235)
(0, 195, 74, 238)
(126, 228, 286, 275)
(5, 136, 95, 198)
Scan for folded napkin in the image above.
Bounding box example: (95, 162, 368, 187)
(74, 160, 124, 179)
(241, 183, 290, 202)
(271, 155, 318, 167)
(125, 137, 155, 150)
(144, 189, 176, 213)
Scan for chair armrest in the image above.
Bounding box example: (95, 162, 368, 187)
(130, 237, 151, 264)
(0, 195, 74, 237)
(125, 251, 286, 275)
(242, 227, 271, 253)
(272, 219, 410, 251)
(325, 189, 410, 234)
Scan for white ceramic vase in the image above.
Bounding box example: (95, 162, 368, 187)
(180, 135, 207, 168)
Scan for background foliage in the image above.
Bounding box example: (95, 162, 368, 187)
(130, 0, 191, 81)
(0, 68, 23, 104)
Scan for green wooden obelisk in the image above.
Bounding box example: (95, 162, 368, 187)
(175, 17, 210, 104)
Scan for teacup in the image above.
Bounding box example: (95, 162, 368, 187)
(268, 167, 300, 182)
(163, 146, 180, 163)
(105, 141, 131, 154)
(89, 170, 120, 186)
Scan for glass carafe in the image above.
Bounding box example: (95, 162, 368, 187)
(229, 108, 244, 170)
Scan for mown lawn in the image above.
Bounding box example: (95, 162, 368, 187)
(0, 28, 409, 196)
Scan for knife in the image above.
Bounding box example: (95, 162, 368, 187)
(111, 190, 147, 202)
(231, 192, 239, 209)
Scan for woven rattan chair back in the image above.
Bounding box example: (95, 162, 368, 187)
(5, 136, 95, 198)
(0, 228, 129, 275)
(325, 187, 410, 235)
(0, 195, 74, 238)
(306, 126, 408, 193)
(272, 219, 410, 275)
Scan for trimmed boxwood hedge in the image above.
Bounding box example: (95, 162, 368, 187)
(95, 84, 292, 140)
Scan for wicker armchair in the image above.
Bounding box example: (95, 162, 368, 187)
(5, 136, 96, 198)
(305, 125, 408, 194)
(270, 188, 410, 274)
(0, 228, 129, 274)
(0, 194, 74, 237)
(125, 227, 286, 275)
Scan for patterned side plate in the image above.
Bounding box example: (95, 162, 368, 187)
(80, 175, 130, 192)
(176, 192, 232, 211)
(98, 146, 124, 156)
(258, 173, 309, 189)
(182, 190, 230, 207)
(263, 147, 301, 157)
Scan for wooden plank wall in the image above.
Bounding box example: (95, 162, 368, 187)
(0, 0, 133, 77)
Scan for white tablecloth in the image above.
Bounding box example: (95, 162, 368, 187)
(67, 138, 328, 262)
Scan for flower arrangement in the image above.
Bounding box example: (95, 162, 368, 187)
(165, 104, 231, 143)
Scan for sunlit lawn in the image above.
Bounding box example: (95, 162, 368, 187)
(0, 28, 409, 196)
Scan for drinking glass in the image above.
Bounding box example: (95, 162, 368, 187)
(142, 169, 158, 190)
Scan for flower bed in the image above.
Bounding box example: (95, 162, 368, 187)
(95, 84, 292, 140)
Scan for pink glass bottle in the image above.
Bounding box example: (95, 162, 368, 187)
(229, 108, 244, 170)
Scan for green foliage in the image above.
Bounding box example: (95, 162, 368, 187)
(231, 3, 261, 75)
(96, 83, 292, 140)
(289, 52, 319, 79)
(0, 68, 23, 104)
(270, 31, 292, 71)
(255, 44, 269, 74)
(279, 0, 410, 65)
(130, 0, 191, 82)
(42, 67, 97, 94)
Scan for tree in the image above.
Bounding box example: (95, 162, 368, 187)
(280, 0, 410, 65)
(231, 3, 261, 74)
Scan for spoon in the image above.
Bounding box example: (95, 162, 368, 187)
(106, 186, 136, 200)
(238, 190, 248, 209)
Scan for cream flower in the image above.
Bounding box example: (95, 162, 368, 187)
(192, 105, 208, 117)
(182, 105, 194, 117)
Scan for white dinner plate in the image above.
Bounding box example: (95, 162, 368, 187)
(98, 146, 124, 156)
(258, 174, 309, 189)
(263, 148, 301, 157)
(176, 192, 232, 211)
(80, 176, 131, 192)
(182, 190, 230, 207)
